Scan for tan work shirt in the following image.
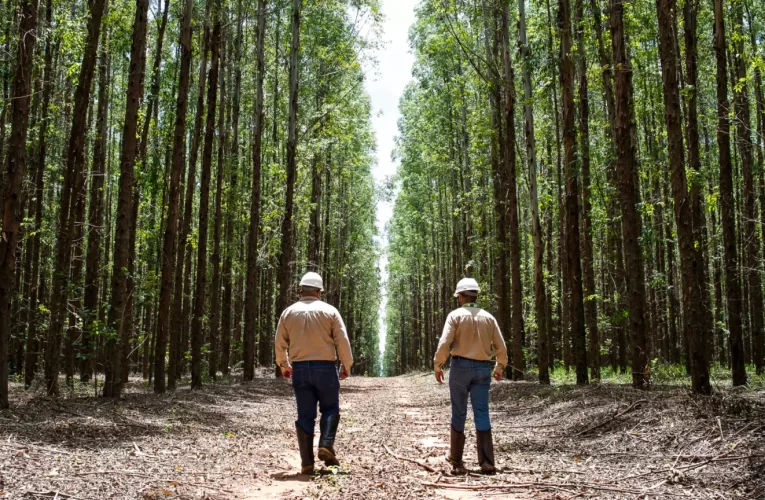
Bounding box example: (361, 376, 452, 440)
(275, 296, 353, 371)
(433, 305, 508, 372)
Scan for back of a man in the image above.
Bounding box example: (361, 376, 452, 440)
(434, 277, 508, 475)
(275, 272, 353, 475)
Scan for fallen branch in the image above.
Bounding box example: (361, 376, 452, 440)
(24, 492, 84, 500)
(423, 480, 694, 497)
(383, 444, 437, 473)
(575, 399, 648, 437)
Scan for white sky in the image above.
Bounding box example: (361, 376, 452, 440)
(365, 0, 417, 365)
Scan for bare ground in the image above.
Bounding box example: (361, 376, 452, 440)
(1, 372, 764, 499)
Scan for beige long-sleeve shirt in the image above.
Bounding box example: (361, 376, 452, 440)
(275, 296, 353, 371)
(434, 305, 508, 372)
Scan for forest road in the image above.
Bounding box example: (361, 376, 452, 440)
(3, 373, 764, 499)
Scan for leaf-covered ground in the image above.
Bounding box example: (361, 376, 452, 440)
(2, 372, 764, 499)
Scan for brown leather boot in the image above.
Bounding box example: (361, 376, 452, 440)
(296, 425, 315, 474)
(476, 429, 496, 474)
(448, 426, 466, 475)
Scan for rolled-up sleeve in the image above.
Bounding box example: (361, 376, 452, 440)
(332, 312, 354, 371)
(274, 311, 291, 369)
(434, 313, 457, 370)
(491, 318, 508, 371)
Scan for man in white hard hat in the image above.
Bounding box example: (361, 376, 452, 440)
(275, 272, 353, 474)
(434, 277, 508, 475)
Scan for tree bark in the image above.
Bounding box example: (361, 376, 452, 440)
(575, 0, 599, 380)
(209, 29, 226, 381)
(518, 0, 548, 384)
(276, 0, 303, 339)
(610, 0, 647, 388)
(561, 0, 588, 385)
(731, 1, 763, 375)
(155, 0, 193, 393)
(244, 0, 267, 380)
(656, 0, 710, 393)
(0, 0, 38, 409)
(24, 0, 53, 389)
(46, 0, 108, 396)
(191, 1, 221, 389)
(500, 1, 526, 381)
(103, 0, 149, 398)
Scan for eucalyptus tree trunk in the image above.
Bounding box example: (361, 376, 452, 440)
(574, 0, 599, 380)
(222, 0, 243, 378)
(47, 0, 108, 396)
(610, 0, 647, 388)
(82, 36, 110, 384)
(560, 0, 588, 385)
(0, 0, 38, 409)
(103, 0, 149, 398)
(24, 0, 54, 388)
(656, 0, 710, 393)
(276, 0, 303, 347)
(518, 0, 548, 384)
(731, 2, 764, 375)
(172, 19, 209, 387)
(155, 0, 193, 393)
(499, 2, 526, 380)
(244, 0, 267, 380)
(209, 30, 226, 381)
(191, 2, 221, 389)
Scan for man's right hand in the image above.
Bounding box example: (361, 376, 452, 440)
(281, 368, 292, 380)
(339, 365, 349, 381)
(435, 369, 445, 384)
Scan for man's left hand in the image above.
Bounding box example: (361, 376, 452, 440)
(282, 367, 293, 380)
(435, 369, 445, 384)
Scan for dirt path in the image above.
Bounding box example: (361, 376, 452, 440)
(2, 374, 764, 499)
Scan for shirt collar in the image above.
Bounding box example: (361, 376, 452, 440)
(462, 303, 478, 308)
(300, 296, 320, 302)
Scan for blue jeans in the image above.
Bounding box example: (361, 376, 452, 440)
(292, 361, 340, 435)
(449, 357, 492, 432)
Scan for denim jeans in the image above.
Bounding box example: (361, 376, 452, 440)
(449, 356, 492, 432)
(292, 361, 340, 435)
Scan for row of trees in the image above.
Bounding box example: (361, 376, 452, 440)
(383, 0, 765, 393)
(0, 0, 383, 408)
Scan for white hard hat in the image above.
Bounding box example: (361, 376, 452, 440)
(299, 272, 324, 291)
(454, 277, 480, 297)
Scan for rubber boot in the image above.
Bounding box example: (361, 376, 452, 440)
(296, 425, 315, 474)
(448, 426, 466, 475)
(317, 413, 340, 466)
(476, 429, 496, 474)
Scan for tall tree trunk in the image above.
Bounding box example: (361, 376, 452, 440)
(155, 0, 193, 393)
(500, 2, 526, 381)
(24, 0, 53, 388)
(103, 0, 149, 398)
(575, 0, 599, 380)
(82, 38, 109, 384)
(276, 0, 303, 345)
(610, 0, 647, 388)
(518, 0, 548, 384)
(561, 0, 588, 385)
(209, 30, 226, 381)
(46, 0, 108, 396)
(221, 0, 243, 378)
(731, 1, 763, 375)
(191, 1, 221, 389)
(0, 0, 38, 409)
(244, 0, 267, 381)
(656, 0, 710, 393)
(172, 19, 209, 387)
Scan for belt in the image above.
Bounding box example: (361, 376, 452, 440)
(451, 356, 491, 364)
(292, 360, 336, 365)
